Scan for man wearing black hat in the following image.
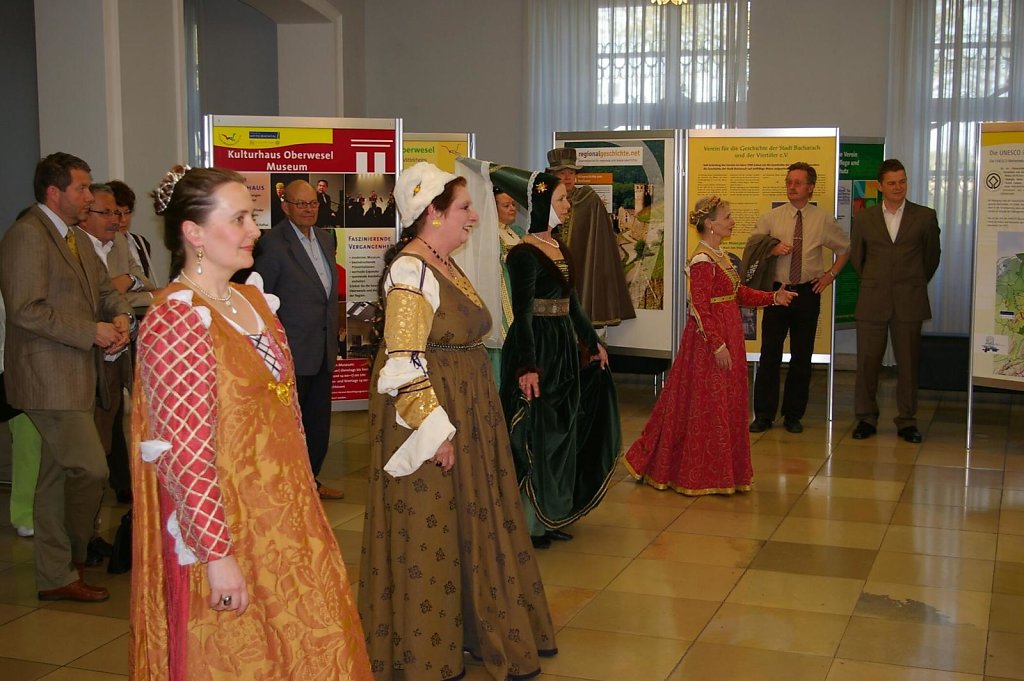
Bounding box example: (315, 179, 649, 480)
(546, 147, 635, 327)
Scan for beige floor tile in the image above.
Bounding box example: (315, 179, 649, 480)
(747, 472, 815, 495)
(319, 501, 366, 528)
(1001, 472, 1024, 491)
(568, 590, 718, 640)
(541, 585, 598, 628)
(751, 439, 832, 460)
(891, 503, 999, 533)
(601, 480, 697, 509)
(667, 642, 831, 681)
(856, 581, 991, 628)
(537, 626, 688, 681)
(688, 491, 801, 516)
(666, 509, 783, 540)
(0, 535, 36, 566)
(336, 513, 363, 533)
(749, 455, 823, 476)
(0, 609, 127, 665)
(985, 631, 1024, 679)
(40, 573, 130, 621)
(826, 658, 983, 681)
(806, 476, 906, 502)
(868, 552, 994, 592)
(605, 558, 743, 602)
(0, 563, 43, 608)
(771, 516, 889, 550)
(1005, 452, 1024, 472)
(908, 466, 1004, 488)
(993, 561, 1024, 596)
(838, 616, 986, 673)
(0, 657, 58, 681)
(916, 449, 1005, 470)
(830, 443, 919, 465)
(0, 603, 34, 626)
(578, 500, 685, 531)
(788, 496, 898, 523)
(819, 459, 914, 482)
(881, 526, 998, 560)
(637, 532, 762, 568)
(550, 524, 658, 558)
(988, 592, 1024, 634)
(37, 670, 126, 680)
(68, 634, 128, 676)
(727, 570, 864, 615)
(1002, 489, 1024, 511)
(331, 529, 363, 564)
(996, 535, 1024, 564)
(698, 602, 849, 656)
(534, 551, 632, 590)
(998, 510, 1024, 536)
(749, 541, 878, 580)
(901, 483, 1003, 510)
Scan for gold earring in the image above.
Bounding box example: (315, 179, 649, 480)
(431, 218, 441, 228)
(196, 247, 204, 275)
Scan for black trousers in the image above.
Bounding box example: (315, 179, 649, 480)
(296, 357, 334, 480)
(753, 282, 821, 421)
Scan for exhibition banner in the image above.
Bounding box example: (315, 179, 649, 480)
(403, 133, 473, 174)
(208, 115, 400, 407)
(836, 138, 885, 326)
(557, 131, 681, 357)
(971, 122, 1024, 391)
(686, 129, 840, 360)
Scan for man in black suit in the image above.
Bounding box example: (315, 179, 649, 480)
(850, 159, 941, 443)
(254, 180, 343, 499)
(315, 179, 335, 227)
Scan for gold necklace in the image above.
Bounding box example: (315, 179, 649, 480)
(180, 272, 238, 315)
(531, 233, 559, 249)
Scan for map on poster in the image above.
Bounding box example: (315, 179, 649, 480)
(993, 231, 1024, 378)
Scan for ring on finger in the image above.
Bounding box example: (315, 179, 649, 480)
(221, 595, 232, 606)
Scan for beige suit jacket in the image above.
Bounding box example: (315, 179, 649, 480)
(102, 231, 156, 312)
(0, 206, 132, 410)
(850, 201, 941, 323)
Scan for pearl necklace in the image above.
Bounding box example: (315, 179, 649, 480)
(531, 233, 559, 249)
(180, 272, 238, 315)
(699, 240, 725, 257)
(415, 237, 454, 273)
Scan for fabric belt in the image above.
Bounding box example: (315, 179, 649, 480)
(781, 281, 816, 292)
(532, 298, 570, 316)
(425, 340, 484, 351)
(709, 293, 737, 304)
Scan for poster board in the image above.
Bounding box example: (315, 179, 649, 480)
(403, 133, 474, 174)
(970, 121, 1024, 392)
(685, 128, 840, 363)
(206, 114, 400, 410)
(555, 130, 683, 359)
(836, 137, 885, 327)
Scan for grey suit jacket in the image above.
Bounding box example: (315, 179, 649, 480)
(102, 232, 156, 312)
(0, 206, 132, 410)
(253, 220, 340, 376)
(850, 201, 941, 322)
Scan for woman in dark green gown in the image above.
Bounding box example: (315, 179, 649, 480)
(492, 166, 621, 549)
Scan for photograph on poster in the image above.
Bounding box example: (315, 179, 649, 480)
(343, 174, 396, 227)
(994, 230, 1024, 377)
(566, 140, 666, 310)
(308, 173, 343, 227)
(267, 172, 307, 226)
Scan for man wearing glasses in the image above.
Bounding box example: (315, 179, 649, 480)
(254, 180, 344, 500)
(108, 180, 160, 287)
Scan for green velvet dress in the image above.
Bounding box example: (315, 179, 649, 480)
(499, 242, 620, 532)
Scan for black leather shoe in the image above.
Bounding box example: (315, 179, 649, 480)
(749, 418, 772, 433)
(783, 417, 803, 433)
(546, 529, 574, 541)
(531, 535, 551, 550)
(898, 426, 923, 444)
(852, 421, 876, 440)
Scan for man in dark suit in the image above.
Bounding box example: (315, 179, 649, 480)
(850, 159, 941, 443)
(254, 180, 344, 499)
(0, 153, 132, 601)
(315, 179, 336, 227)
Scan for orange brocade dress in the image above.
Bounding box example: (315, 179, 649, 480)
(129, 282, 372, 681)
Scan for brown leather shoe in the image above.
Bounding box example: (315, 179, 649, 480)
(38, 579, 110, 602)
(317, 484, 345, 500)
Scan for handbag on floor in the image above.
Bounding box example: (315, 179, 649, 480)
(107, 509, 132, 574)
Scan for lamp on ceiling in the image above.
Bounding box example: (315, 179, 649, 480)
(650, 0, 688, 5)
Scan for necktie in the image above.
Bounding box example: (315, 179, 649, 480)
(790, 209, 803, 284)
(65, 228, 81, 262)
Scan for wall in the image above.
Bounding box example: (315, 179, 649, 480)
(363, 0, 527, 167)
(199, 0, 279, 117)
(278, 21, 342, 117)
(0, 0, 41, 231)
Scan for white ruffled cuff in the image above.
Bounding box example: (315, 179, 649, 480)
(138, 438, 200, 566)
(244, 271, 281, 313)
(377, 354, 430, 396)
(383, 406, 456, 478)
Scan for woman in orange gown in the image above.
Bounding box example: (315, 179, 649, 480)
(624, 196, 795, 495)
(130, 166, 372, 680)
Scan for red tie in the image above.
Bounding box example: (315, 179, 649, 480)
(790, 209, 803, 284)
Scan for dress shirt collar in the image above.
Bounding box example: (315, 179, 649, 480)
(290, 220, 316, 243)
(882, 200, 906, 217)
(38, 203, 73, 237)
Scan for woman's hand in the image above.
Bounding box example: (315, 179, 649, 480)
(207, 555, 248, 615)
(593, 344, 610, 369)
(431, 439, 455, 472)
(774, 289, 798, 307)
(714, 345, 732, 371)
(519, 371, 540, 400)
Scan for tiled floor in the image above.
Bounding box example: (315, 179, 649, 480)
(1, 368, 1022, 681)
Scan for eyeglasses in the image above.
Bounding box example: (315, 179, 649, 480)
(284, 199, 318, 210)
(88, 209, 130, 218)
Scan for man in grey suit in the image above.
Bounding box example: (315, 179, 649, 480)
(850, 159, 941, 443)
(254, 180, 344, 499)
(0, 153, 133, 601)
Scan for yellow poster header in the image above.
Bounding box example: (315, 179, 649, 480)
(213, 126, 333, 149)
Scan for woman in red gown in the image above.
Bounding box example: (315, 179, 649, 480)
(624, 196, 796, 496)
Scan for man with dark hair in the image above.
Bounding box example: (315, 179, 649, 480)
(254, 180, 344, 500)
(108, 179, 159, 286)
(850, 159, 941, 443)
(0, 153, 133, 601)
(748, 162, 850, 434)
(316, 179, 335, 227)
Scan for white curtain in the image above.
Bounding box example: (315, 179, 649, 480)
(526, 0, 749, 169)
(887, 0, 1024, 334)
